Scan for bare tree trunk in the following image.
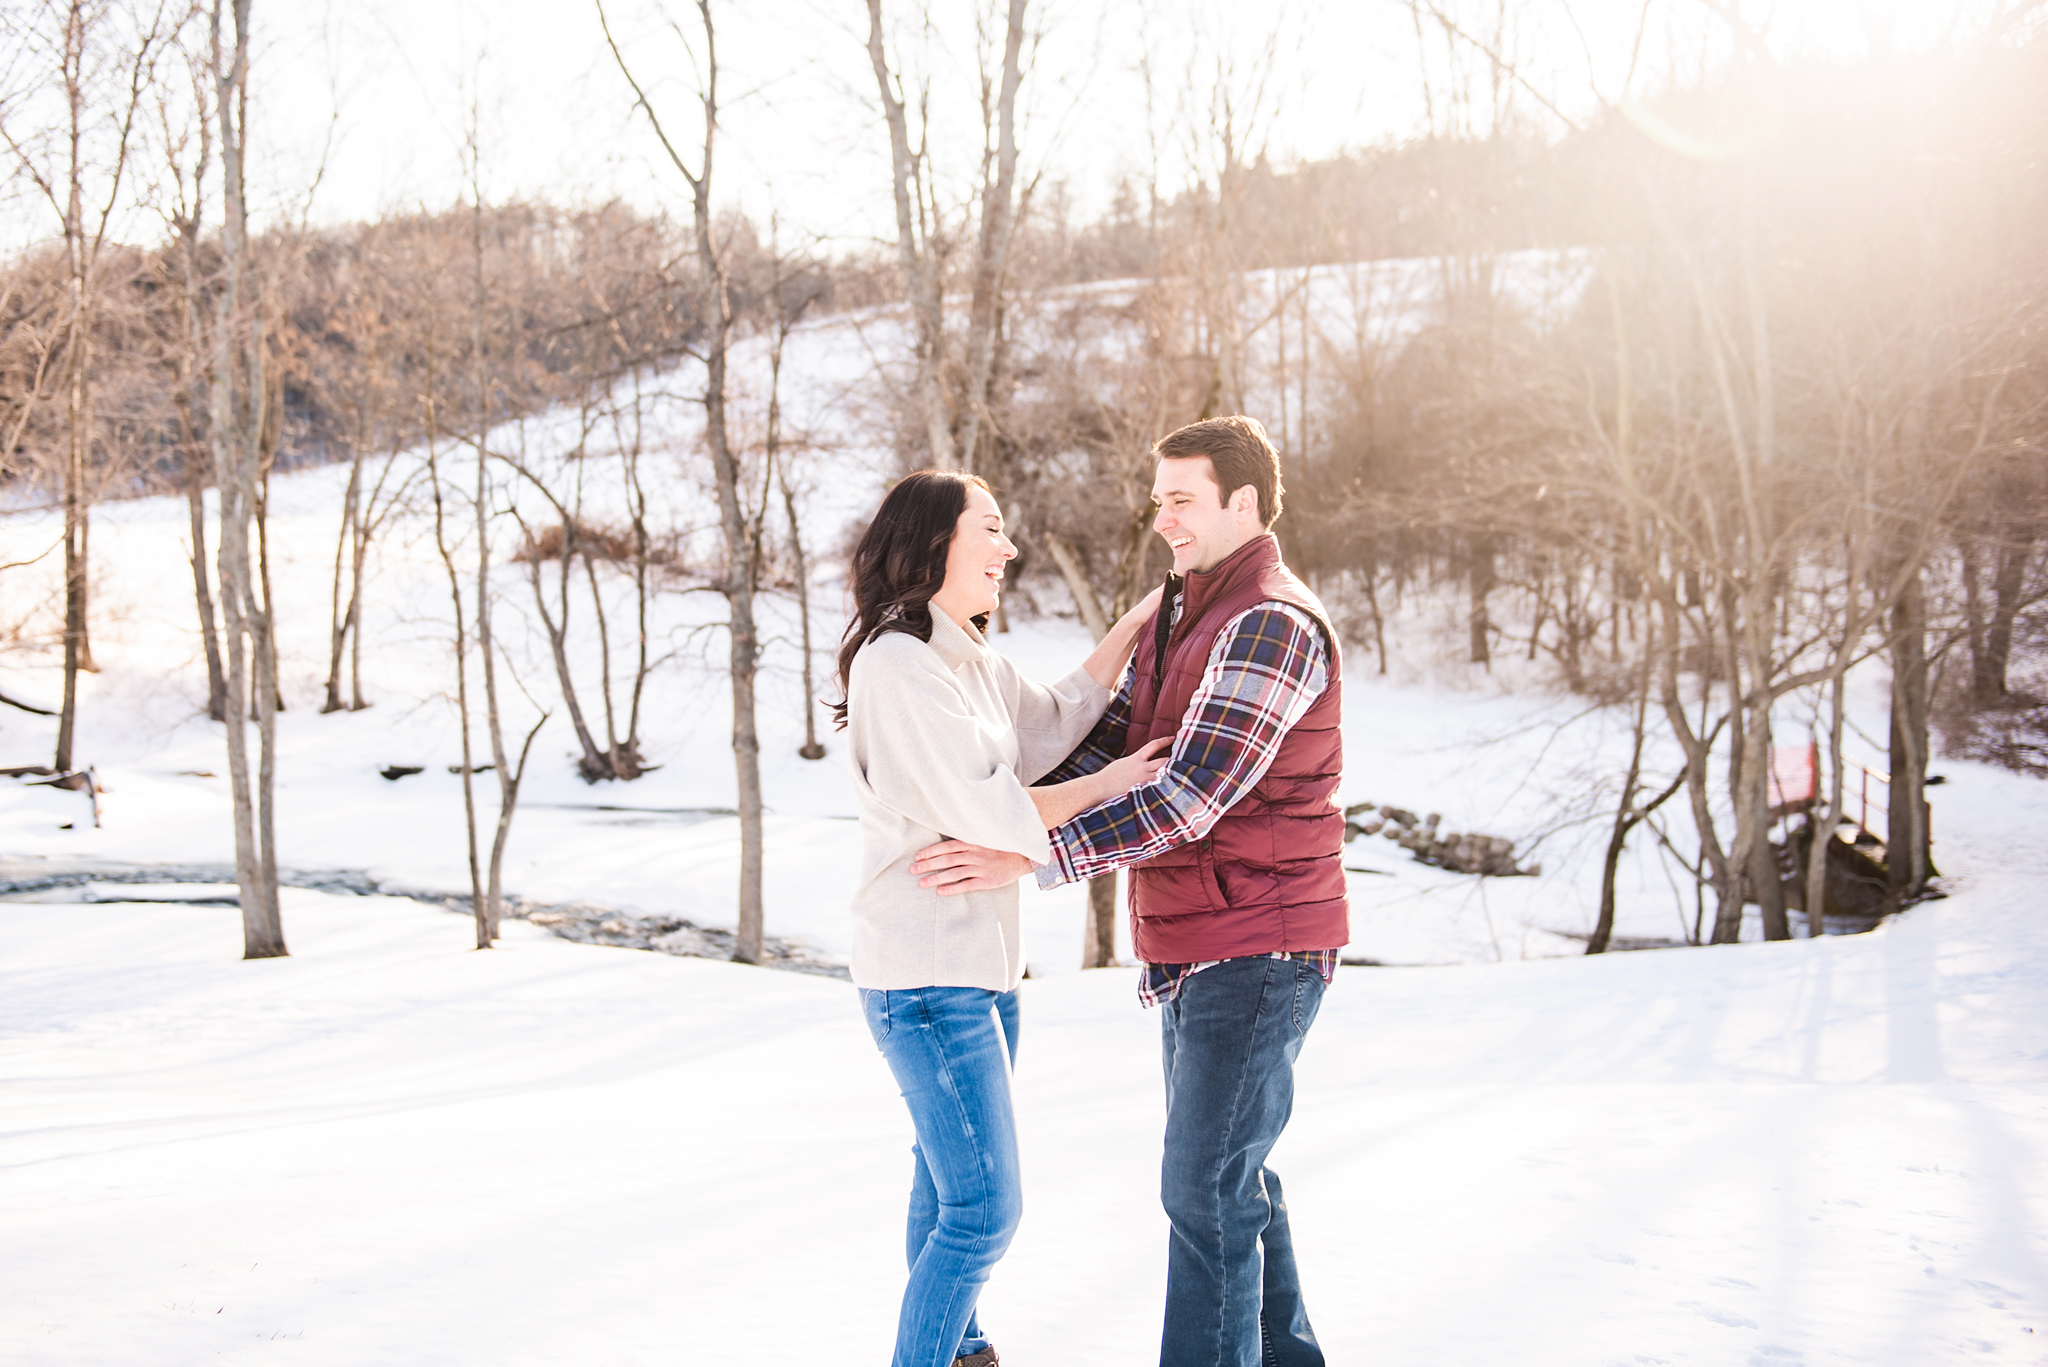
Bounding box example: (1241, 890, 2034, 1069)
(1806, 668, 1847, 937)
(1654, 592, 1734, 934)
(1745, 664, 1790, 942)
(253, 434, 284, 716)
(955, 0, 1027, 473)
(1043, 532, 1111, 640)
(341, 447, 403, 712)
(1590, 662, 1650, 955)
(53, 1, 93, 775)
(347, 532, 368, 708)
(1980, 528, 2033, 704)
(1888, 565, 1931, 906)
(1962, 533, 1992, 704)
(1363, 556, 1388, 675)
(322, 443, 365, 712)
(475, 469, 514, 947)
(599, 0, 764, 962)
(209, 0, 283, 959)
(1084, 870, 1119, 969)
(620, 400, 653, 765)
(865, 0, 954, 468)
(173, 193, 228, 722)
(54, 321, 91, 772)
(253, 455, 280, 901)
(468, 150, 516, 947)
(183, 445, 228, 720)
(1039, 530, 1122, 968)
(1747, 800, 1789, 940)
(1701, 582, 1747, 946)
(425, 394, 486, 948)
(759, 274, 826, 762)
(511, 506, 607, 778)
(1467, 536, 1494, 667)
(781, 469, 826, 761)
(584, 548, 623, 765)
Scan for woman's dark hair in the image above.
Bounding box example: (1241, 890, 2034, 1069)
(831, 469, 992, 728)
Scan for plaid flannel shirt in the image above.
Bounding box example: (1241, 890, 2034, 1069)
(1035, 597, 1338, 1007)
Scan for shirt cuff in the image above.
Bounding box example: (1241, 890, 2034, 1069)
(1036, 826, 1081, 889)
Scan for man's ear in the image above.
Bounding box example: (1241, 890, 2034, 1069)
(1233, 484, 1257, 518)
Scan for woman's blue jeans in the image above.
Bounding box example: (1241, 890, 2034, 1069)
(862, 986, 1023, 1367)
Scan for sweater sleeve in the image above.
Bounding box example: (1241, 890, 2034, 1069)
(995, 654, 1112, 785)
(851, 643, 1053, 864)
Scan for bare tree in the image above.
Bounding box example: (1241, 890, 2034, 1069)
(1586, 638, 1687, 954)
(955, 0, 1027, 472)
(864, 0, 954, 469)
(153, 29, 228, 721)
(422, 334, 487, 948)
(463, 112, 541, 947)
(205, 0, 282, 958)
(864, 0, 1034, 475)
(0, 0, 178, 771)
(498, 384, 655, 784)
(748, 225, 829, 760)
(599, 0, 767, 964)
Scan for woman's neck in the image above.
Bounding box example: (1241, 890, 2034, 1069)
(928, 591, 982, 634)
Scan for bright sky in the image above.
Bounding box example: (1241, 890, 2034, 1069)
(0, 0, 1996, 256)
(247, 0, 1435, 252)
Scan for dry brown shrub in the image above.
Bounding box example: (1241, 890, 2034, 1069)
(512, 520, 647, 563)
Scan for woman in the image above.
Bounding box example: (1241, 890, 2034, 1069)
(837, 470, 1165, 1367)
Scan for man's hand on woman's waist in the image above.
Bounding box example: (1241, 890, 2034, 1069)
(912, 842, 1036, 896)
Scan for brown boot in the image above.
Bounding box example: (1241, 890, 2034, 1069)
(954, 1349, 999, 1367)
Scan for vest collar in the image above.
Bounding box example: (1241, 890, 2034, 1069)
(926, 605, 989, 669)
(1175, 532, 1280, 626)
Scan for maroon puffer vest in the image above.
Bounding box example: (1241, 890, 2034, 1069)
(1124, 533, 1349, 963)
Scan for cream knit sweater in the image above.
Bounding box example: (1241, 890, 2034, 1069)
(845, 608, 1109, 991)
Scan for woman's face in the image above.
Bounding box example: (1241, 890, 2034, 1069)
(929, 485, 1016, 629)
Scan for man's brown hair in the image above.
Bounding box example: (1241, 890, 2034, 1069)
(1153, 414, 1284, 528)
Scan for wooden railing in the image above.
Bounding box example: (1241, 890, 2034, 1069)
(1769, 741, 1888, 839)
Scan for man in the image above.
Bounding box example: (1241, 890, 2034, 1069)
(913, 414, 1347, 1367)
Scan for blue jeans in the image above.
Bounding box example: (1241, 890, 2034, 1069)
(1159, 956, 1328, 1367)
(863, 986, 1023, 1367)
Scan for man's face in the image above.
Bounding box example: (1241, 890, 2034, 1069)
(1152, 456, 1258, 574)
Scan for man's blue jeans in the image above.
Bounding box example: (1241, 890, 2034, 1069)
(863, 986, 1022, 1367)
(1159, 956, 1328, 1367)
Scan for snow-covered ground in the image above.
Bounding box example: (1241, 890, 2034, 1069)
(3, 754, 2043, 1365)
